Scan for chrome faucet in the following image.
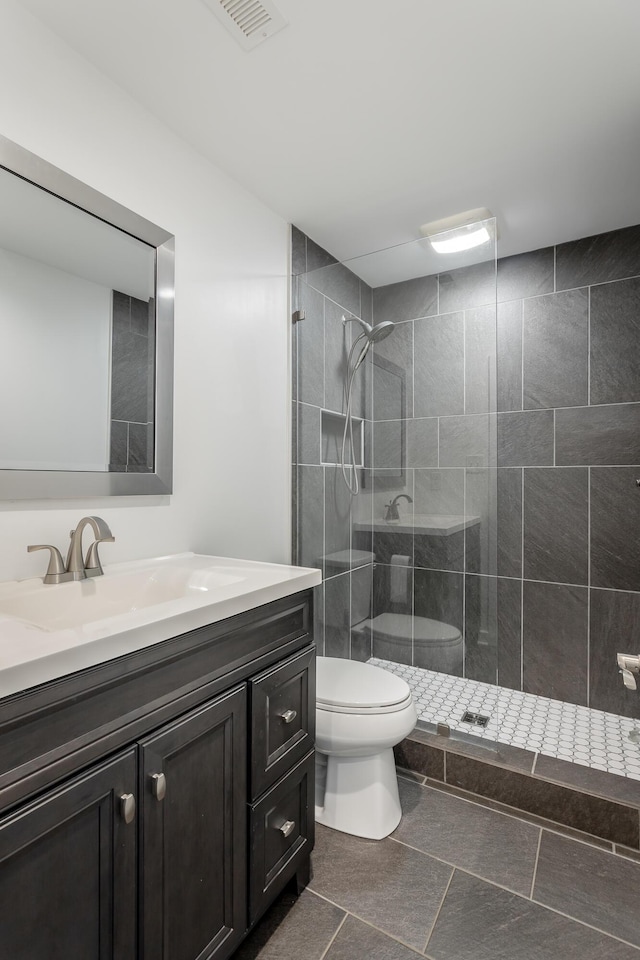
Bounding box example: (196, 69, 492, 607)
(384, 494, 413, 522)
(28, 516, 115, 584)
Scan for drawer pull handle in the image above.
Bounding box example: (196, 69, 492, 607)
(279, 820, 295, 838)
(281, 709, 297, 724)
(120, 793, 136, 824)
(150, 772, 166, 801)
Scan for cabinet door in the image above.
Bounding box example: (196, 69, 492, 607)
(0, 749, 137, 960)
(139, 686, 247, 960)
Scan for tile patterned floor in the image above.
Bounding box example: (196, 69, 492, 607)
(369, 657, 640, 781)
(238, 776, 640, 960)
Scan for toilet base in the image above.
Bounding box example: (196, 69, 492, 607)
(315, 747, 401, 840)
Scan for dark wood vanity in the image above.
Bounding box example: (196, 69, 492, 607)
(0, 588, 315, 960)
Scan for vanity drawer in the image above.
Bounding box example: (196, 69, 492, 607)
(250, 645, 315, 798)
(249, 750, 314, 922)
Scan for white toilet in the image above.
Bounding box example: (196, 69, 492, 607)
(315, 657, 417, 840)
(362, 612, 463, 674)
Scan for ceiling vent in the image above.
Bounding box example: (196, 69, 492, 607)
(202, 0, 288, 50)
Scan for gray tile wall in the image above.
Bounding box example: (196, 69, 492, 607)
(292, 224, 640, 718)
(109, 290, 155, 472)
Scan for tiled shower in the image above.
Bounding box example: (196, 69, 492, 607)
(291, 222, 640, 775)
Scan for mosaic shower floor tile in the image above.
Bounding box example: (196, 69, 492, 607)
(369, 658, 640, 781)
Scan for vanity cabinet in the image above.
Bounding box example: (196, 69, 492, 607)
(0, 589, 315, 960)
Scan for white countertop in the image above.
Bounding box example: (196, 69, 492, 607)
(354, 514, 481, 536)
(0, 553, 321, 699)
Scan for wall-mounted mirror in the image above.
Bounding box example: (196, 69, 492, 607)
(0, 135, 174, 498)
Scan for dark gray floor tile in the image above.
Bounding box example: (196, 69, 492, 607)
(497, 299, 523, 412)
(534, 753, 640, 807)
(589, 587, 640, 717)
(291, 225, 307, 276)
(426, 870, 640, 960)
(235, 889, 345, 960)
(497, 246, 555, 303)
(556, 403, 640, 465)
(522, 581, 588, 705)
(438, 260, 495, 312)
(591, 276, 640, 405)
(497, 468, 523, 578)
(534, 831, 640, 947)
(439, 414, 492, 468)
(309, 824, 453, 951)
(394, 736, 446, 782)
(523, 467, 588, 584)
(523, 288, 588, 409)
(373, 274, 438, 323)
(465, 305, 496, 414)
(497, 410, 553, 466)
(445, 753, 639, 847)
(556, 224, 640, 290)
(325, 915, 421, 960)
(323, 573, 350, 658)
(591, 467, 640, 591)
(414, 313, 464, 417)
(393, 778, 539, 895)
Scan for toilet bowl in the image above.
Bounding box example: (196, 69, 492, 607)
(315, 657, 417, 840)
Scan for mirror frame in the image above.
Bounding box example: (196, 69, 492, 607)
(0, 135, 174, 498)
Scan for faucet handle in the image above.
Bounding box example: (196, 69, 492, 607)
(84, 536, 115, 578)
(27, 544, 72, 584)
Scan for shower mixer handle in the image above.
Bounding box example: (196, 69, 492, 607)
(617, 653, 640, 691)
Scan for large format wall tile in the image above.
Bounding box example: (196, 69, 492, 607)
(427, 870, 640, 960)
(465, 305, 496, 414)
(589, 588, 640, 717)
(372, 274, 437, 322)
(372, 319, 413, 420)
(297, 465, 323, 570)
(556, 224, 640, 290)
(591, 467, 640, 591)
(296, 402, 321, 465)
(438, 260, 495, 312)
(414, 569, 464, 645)
(372, 420, 406, 470)
(305, 261, 361, 316)
(497, 576, 523, 691)
(497, 246, 555, 303)
(296, 281, 325, 407)
(497, 300, 522, 412)
(405, 418, 438, 467)
(497, 410, 554, 467)
(465, 574, 498, 683)
(465, 468, 498, 576)
(555, 403, 640, 465)
(523, 467, 588, 584)
(324, 466, 351, 570)
(522, 581, 588, 705)
(590, 276, 640, 404)
(534, 831, 640, 948)
(414, 313, 464, 417)
(323, 573, 350, 658)
(523, 288, 588, 409)
(440, 414, 492, 467)
(324, 299, 350, 416)
(497, 468, 523, 578)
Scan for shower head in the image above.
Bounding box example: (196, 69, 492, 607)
(343, 315, 396, 344)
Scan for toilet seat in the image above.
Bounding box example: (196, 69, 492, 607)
(365, 612, 461, 645)
(316, 657, 412, 714)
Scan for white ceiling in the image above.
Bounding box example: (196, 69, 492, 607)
(17, 0, 640, 272)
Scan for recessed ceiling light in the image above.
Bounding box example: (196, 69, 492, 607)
(420, 207, 494, 255)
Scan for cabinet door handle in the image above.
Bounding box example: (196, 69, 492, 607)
(150, 772, 167, 801)
(120, 793, 136, 824)
(280, 709, 297, 724)
(279, 819, 295, 838)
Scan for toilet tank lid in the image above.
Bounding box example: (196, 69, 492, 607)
(367, 613, 461, 644)
(316, 656, 411, 709)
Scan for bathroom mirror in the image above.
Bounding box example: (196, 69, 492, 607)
(0, 135, 174, 498)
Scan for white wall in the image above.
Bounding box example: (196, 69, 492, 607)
(0, 0, 291, 582)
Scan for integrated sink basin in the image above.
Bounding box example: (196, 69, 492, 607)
(0, 552, 321, 697)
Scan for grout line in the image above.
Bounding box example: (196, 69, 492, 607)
(587, 285, 591, 406)
(317, 911, 348, 960)
(587, 465, 591, 707)
(529, 828, 543, 898)
(422, 867, 455, 955)
(309, 889, 430, 958)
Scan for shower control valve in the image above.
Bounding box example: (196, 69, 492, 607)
(617, 653, 640, 691)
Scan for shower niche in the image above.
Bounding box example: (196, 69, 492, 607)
(321, 409, 363, 467)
